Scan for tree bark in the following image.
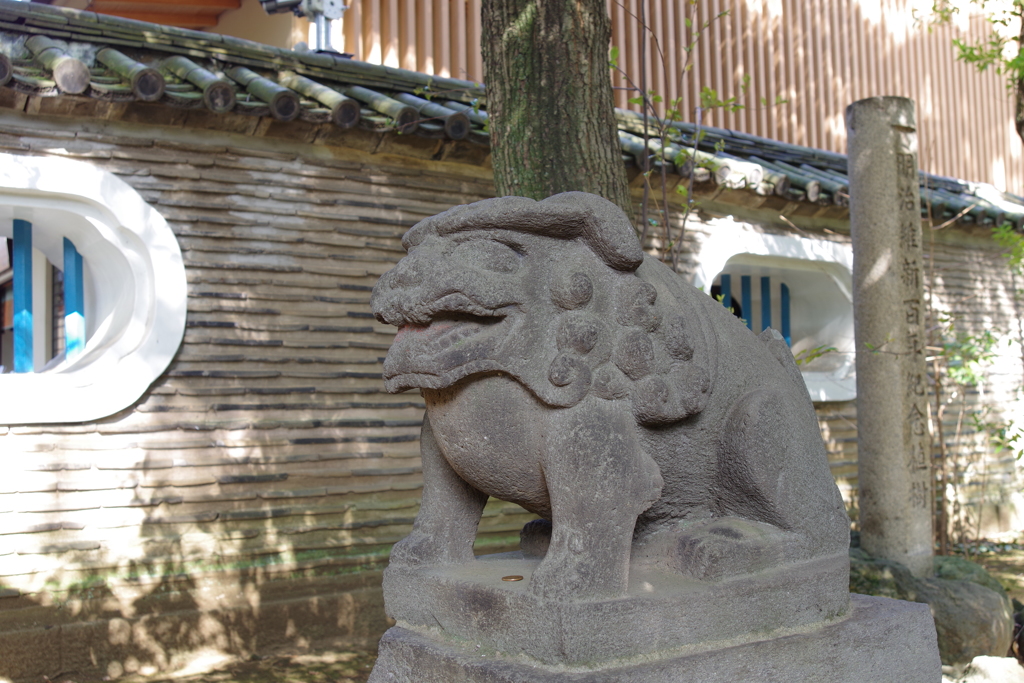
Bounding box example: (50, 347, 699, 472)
(481, 0, 633, 219)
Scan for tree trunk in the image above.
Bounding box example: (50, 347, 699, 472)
(481, 0, 633, 219)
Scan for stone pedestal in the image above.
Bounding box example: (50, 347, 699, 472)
(370, 594, 940, 683)
(368, 552, 940, 682)
(379, 551, 850, 665)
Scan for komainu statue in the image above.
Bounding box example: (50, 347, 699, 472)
(371, 191, 849, 602)
(368, 192, 942, 682)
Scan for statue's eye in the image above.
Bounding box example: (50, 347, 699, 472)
(451, 239, 521, 273)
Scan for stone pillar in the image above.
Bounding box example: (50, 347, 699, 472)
(846, 97, 932, 577)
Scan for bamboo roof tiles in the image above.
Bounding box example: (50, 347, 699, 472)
(0, 0, 1022, 229)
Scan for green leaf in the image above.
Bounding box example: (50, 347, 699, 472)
(794, 345, 838, 366)
(675, 185, 689, 198)
(609, 46, 620, 69)
(628, 95, 644, 106)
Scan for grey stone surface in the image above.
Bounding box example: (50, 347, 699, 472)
(372, 192, 849, 603)
(850, 550, 1013, 665)
(382, 550, 848, 665)
(846, 96, 933, 577)
(369, 192, 937, 680)
(368, 594, 941, 683)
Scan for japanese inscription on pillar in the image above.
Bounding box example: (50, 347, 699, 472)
(848, 96, 933, 576)
(896, 144, 930, 505)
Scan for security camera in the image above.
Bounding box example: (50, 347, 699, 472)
(260, 0, 345, 21)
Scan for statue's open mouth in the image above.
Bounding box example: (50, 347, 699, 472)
(382, 305, 515, 390)
(393, 312, 505, 354)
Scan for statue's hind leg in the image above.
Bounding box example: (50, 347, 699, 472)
(528, 396, 663, 600)
(717, 387, 849, 561)
(650, 388, 847, 580)
(634, 389, 851, 581)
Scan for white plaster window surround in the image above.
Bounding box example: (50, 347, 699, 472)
(693, 217, 856, 402)
(0, 152, 186, 424)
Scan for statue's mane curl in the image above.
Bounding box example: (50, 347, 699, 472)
(403, 192, 644, 272)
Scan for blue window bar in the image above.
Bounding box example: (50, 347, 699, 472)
(760, 276, 772, 331)
(740, 275, 752, 331)
(12, 220, 32, 373)
(715, 272, 791, 345)
(719, 274, 731, 312)
(8, 221, 85, 372)
(780, 283, 792, 345)
(63, 237, 85, 360)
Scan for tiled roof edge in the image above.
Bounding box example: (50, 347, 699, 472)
(0, 0, 485, 98)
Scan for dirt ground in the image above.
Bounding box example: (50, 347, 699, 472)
(115, 649, 378, 683)
(970, 546, 1024, 603)
(40, 545, 1024, 683)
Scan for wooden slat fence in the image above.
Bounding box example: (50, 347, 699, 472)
(332, 0, 1023, 193)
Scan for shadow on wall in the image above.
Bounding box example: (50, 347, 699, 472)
(0, 406, 530, 682)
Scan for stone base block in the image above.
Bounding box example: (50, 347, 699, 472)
(369, 594, 941, 683)
(382, 551, 850, 665)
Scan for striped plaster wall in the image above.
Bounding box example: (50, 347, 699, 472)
(0, 117, 535, 624)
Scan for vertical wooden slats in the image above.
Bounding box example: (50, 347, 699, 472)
(452, 0, 467, 81)
(751, 2, 766, 137)
(417, 0, 433, 75)
(468, 0, 483, 83)
(335, 0, 1021, 191)
(362, 1, 381, 65)
(782, 0, 798, 144)
(381, 0, 398, 68)
(400, 0, 416, 71)
(662, 0, 677, 118)
(626, 0, 641, 106)
(434, 0, 450, 78)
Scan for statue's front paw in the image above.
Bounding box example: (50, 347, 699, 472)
(528, 555, 589, 601)
(527, 539, 628, 602)
(388, 530, 473, 567)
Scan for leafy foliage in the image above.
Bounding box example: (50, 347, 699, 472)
(606, 1, 788, 268)
(927, 0, 1024, 142)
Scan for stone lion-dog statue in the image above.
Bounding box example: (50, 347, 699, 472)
(372, 191, 849, 602)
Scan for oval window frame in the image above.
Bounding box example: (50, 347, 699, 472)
(0, 152, 186, 424)
(694, 217, 856, 402)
